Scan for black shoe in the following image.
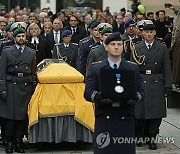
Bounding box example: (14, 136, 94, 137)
(0, 137, 6, 146)
(5, 142, 13, 153)
(14, 139, 25, 153)
(149, 142, 157, 150)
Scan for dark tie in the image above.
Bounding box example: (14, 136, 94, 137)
(113, 64, 118, 69)
(73, 28, 76, 34)
(148, 44, 151, 50)
(55, 32, 58, 44)
(65, 46, 68, 50)
(19, 47, 22, 54)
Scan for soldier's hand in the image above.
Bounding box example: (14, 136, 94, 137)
(101, 99, 112, 104)
(94, 92, 112, 104)
(0, 91, 7, 101)
(165, 87, 172, 97)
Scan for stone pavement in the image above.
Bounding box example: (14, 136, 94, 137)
(0, 108, 180, 153)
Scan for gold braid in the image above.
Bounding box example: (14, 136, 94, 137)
(129, 39, 145, 65)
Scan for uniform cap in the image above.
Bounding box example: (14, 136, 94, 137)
(10, 22, 27, 32)
(101, 27, 113, 35)
(143, 24, 156, 30)
(61, 30, 72, 38)
(87, 19, 97, 28)
(89, 21, 100, 29)
(5, 23, 13, 32)
(105, 32, 122, 45)
(97, 23, 113, 32)
(137, 20, 153, 29)
(13, 28, 26, 37)
(124, 18, 135, 28)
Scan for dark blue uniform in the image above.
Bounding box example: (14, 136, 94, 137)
(84, 59, 143, 154)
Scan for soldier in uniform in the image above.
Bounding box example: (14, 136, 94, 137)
(86, 26, 113, 76)
(0, 23, 15, 56)
(0, 22, 37, 153)
(78, 20, 100, 76)
(52, 30, 78, 68)
(132, 23, 172, 150)
(84, 32, 143, 154)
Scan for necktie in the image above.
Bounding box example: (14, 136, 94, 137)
(65, 46, 68, 50)
(148, 44, 151, 50)
(113, 64, 118, 69)
(55, 32, 58, 44)
(73, 28, 76, 34)
(19, 47, 22, 54)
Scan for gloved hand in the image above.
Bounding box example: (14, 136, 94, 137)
(0, 91, 7, 101)
(165, 87, 172, 97)
(127, 92, 142, 106)
(94, 92, 112, 104)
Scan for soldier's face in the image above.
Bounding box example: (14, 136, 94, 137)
(101, 33, 112, 42)
(90, 27, 100, 38)
(143, 30, 156, 42)
(62, 35, 72, 43)
(14, 33, 26, 45)
(105, 41, 123, 58)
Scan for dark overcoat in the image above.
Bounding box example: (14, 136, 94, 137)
(134, 40, 172, 119)
(0, 45, 37, 120)
(84, 59, 143, 154)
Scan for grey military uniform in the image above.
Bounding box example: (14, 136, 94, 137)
(0, 45, 37, 120)
(134, 40, 172, 119)
(86, 44, 107, 76)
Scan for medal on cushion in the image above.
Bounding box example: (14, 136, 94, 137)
(115, 74, 124, 93)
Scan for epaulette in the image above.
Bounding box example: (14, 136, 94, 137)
(92, 61, 102, 65)
(155, 38, 166, 45)
(2, 46, 11, 49)
(90, 45, 99, 50)
(127, 61, 137, 65)
(72, 43, 78, 46)
(82, 38, 90, 44)
(2, 39, 11, 44)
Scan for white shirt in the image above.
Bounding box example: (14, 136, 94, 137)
(53, 30, 61, 43)
(71, 27, 77, 35)
(145, 40, 154, 49)
(31, 37, 39, 44)
(16, 44, 25, 53)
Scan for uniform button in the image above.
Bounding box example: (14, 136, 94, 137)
(69, 61, 71, 63)
(14, 82, 16, 85)
(15, 66, 17, 68)
(143, 63, 146, 65)
(25, 83, 27, 85)
(26, 66, 28, 69)
(107, 116, 110, 119)
(155, 62, 158, 65)
(122, 117, 125, 120)
(144, 80, 147, 83)
(155, 80, 158, 83)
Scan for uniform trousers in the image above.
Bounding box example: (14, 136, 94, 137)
(136, 118, 162, 139)
(4, 119, 26, 141)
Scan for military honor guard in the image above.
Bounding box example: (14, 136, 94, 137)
(0, 22, 37, 153)
(132, 23, 172, 150)
(84, 32, 144, 154)
(52, 30, 78, 68)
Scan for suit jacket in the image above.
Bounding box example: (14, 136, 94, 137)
(113, 22, 125, 35)
(46, 31, 62, 56)
(63, 26, 87, 44)
(134, 40, 172, 119)
(26, 36, 50, 64)
(0, 44, 36, 120)
(52, 42, 78, 68)
(84, 59, 143, 154)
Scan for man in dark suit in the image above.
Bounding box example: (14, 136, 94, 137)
(113, 13, 125, 35)
(0, 22, 37, 153)
(63, 15, 87, 44)
(46, 18, 63, 57)
(84, 32, 143, 154)
(52, 30, 78, 68)
(132, 24, 172, 150)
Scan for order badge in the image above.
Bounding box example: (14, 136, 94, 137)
(115, 85, 124, 93)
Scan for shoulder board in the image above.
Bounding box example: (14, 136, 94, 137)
(92, 61, 102, 65)
(90, 45, 99, 50)
(2, 46, 11, 49)
(82, 38, 90, 43)
(155, 38, 166, 44)
(127, 61, 137, 65)
(72, 43, 78, 46)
